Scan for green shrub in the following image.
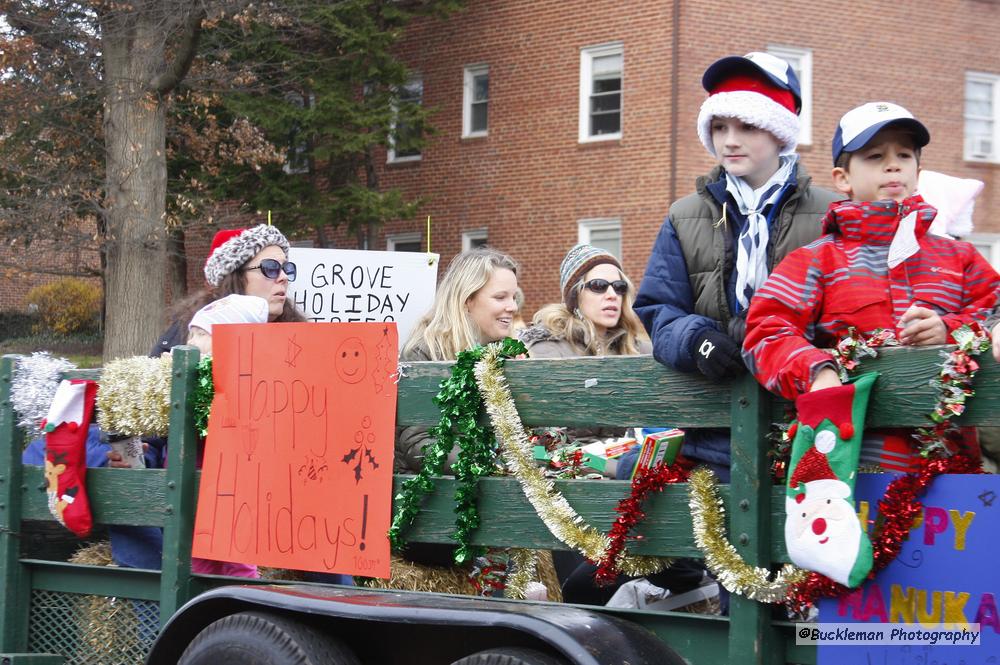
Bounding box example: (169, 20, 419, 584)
(25, 278, 102, 336)
(0, 311, 39, 341)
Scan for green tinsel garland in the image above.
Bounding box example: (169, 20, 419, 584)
(192, 356, 214, 438)
(388, 338, 526, 564)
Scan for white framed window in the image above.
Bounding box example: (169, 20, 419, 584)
(388, 78, 423, 163)
(767, 45, 812, 146)
(579, 43, 623, 143)
(462, 228, 489, 251)
(965, 72, 999, 162)
(289, 239, 315, 249)
(577, 219, 622, 260)
(386, 232, 423, 252)
(966, 233, 1000, 270)
(463, 65, 489, 137)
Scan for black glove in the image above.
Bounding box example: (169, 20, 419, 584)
(690, 329, 747, 381)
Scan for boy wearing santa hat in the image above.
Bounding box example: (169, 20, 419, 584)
(634, 52, 838, 479)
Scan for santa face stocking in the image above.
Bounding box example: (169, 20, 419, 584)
(784, 372, 877, 588)
(42, 379, 98, 537)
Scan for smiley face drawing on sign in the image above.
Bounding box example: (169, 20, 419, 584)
(335, 337, 368, 384)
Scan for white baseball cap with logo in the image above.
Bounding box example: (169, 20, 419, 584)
(832, 102, 930, 165)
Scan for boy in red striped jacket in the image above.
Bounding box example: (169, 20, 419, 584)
(742, 102, 1000, 586)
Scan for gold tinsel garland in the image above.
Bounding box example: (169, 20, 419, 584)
(504, 548, 538, 600)
(96, 354, 174, 437)
(688, 467, 806, 603)
(474, 345, 665, 578)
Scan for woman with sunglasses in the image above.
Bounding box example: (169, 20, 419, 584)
(520, 246, 714, 608)
(520, 244, 649, 359)
(106, 225, 307, 576)
(152, 224, 306, 354)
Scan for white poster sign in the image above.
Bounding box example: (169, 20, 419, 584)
(288, 247, 439, 344)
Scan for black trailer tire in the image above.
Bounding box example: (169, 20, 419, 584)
(177, 610, 361, 665)
(451, 646, 569, 665)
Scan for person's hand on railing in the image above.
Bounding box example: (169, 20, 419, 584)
(107, 442, 148, 468)
(898, 305, 947, 346)
(810, 367, 842, 392)
(690, 329, 746, 381)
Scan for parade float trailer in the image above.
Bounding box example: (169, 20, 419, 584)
(1, 341, 996, 665)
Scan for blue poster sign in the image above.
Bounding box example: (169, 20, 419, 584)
(818, 474, 999, 664)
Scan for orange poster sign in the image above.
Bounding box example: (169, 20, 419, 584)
(192, 322, 397, 578)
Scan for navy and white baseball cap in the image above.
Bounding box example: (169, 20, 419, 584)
(702, 52, 802, 113)
(832, 102, 930, 165)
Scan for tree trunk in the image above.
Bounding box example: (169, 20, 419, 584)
(101, 13, 169, 361)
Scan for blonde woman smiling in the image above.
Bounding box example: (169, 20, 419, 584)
(396, 247, 520, 474)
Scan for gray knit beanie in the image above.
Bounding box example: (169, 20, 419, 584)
(559, 244, 622, 310)
(203, 224, 291, 287)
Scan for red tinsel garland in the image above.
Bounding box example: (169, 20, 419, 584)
(785, 453, 982, 610)
(594, 461, 690, 586)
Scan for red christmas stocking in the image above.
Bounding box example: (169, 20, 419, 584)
(42, 379, 98, 537)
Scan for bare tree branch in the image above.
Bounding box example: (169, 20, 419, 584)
(148, 5, 206, 95)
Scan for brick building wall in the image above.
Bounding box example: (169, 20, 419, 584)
(6, 0, 1000, 328)
(322, 0, 1000, 321)
(0, 228, 102, 311)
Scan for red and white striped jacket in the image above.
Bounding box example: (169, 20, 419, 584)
(743, 196, 1000, 400)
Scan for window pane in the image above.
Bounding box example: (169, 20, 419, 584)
(392, 241, 422, 252)
(966, 80, 993, 117)
(471, 102, 488, 132)
(967, 80, 993, 102)
(473, 74, 489, 102)
(470, 236, 488, 248)
(401, 81, 422, 102)
(394, 80, 423, 158)
(591, 112, 620, 136)
(967, 118, 993, 138)
(593, 77, 621, 94)
(592, 53, 622, 76)
(589, 228, 621, 260)
(591, 92, 621, 114)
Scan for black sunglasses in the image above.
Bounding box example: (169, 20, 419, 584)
(244, 259, 297, 282)
(583, 278, 628, 296)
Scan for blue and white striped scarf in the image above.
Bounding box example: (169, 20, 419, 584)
(726, 155, 797, 311)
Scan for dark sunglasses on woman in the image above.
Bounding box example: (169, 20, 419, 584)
(244, 259, 297, 281)
(583, 278, 628, 296)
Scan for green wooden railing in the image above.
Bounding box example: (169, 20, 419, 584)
(2, 345, 998, 665)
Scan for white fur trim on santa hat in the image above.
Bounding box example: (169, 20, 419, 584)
(697, 90, 800, 157)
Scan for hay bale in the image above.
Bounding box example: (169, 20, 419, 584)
(361, 553, 478, 595)
(535, 550, 563, 603)
(69, 541, 115, 567)
(258, 567, 308, 582)
(68, 541, 147, 664)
